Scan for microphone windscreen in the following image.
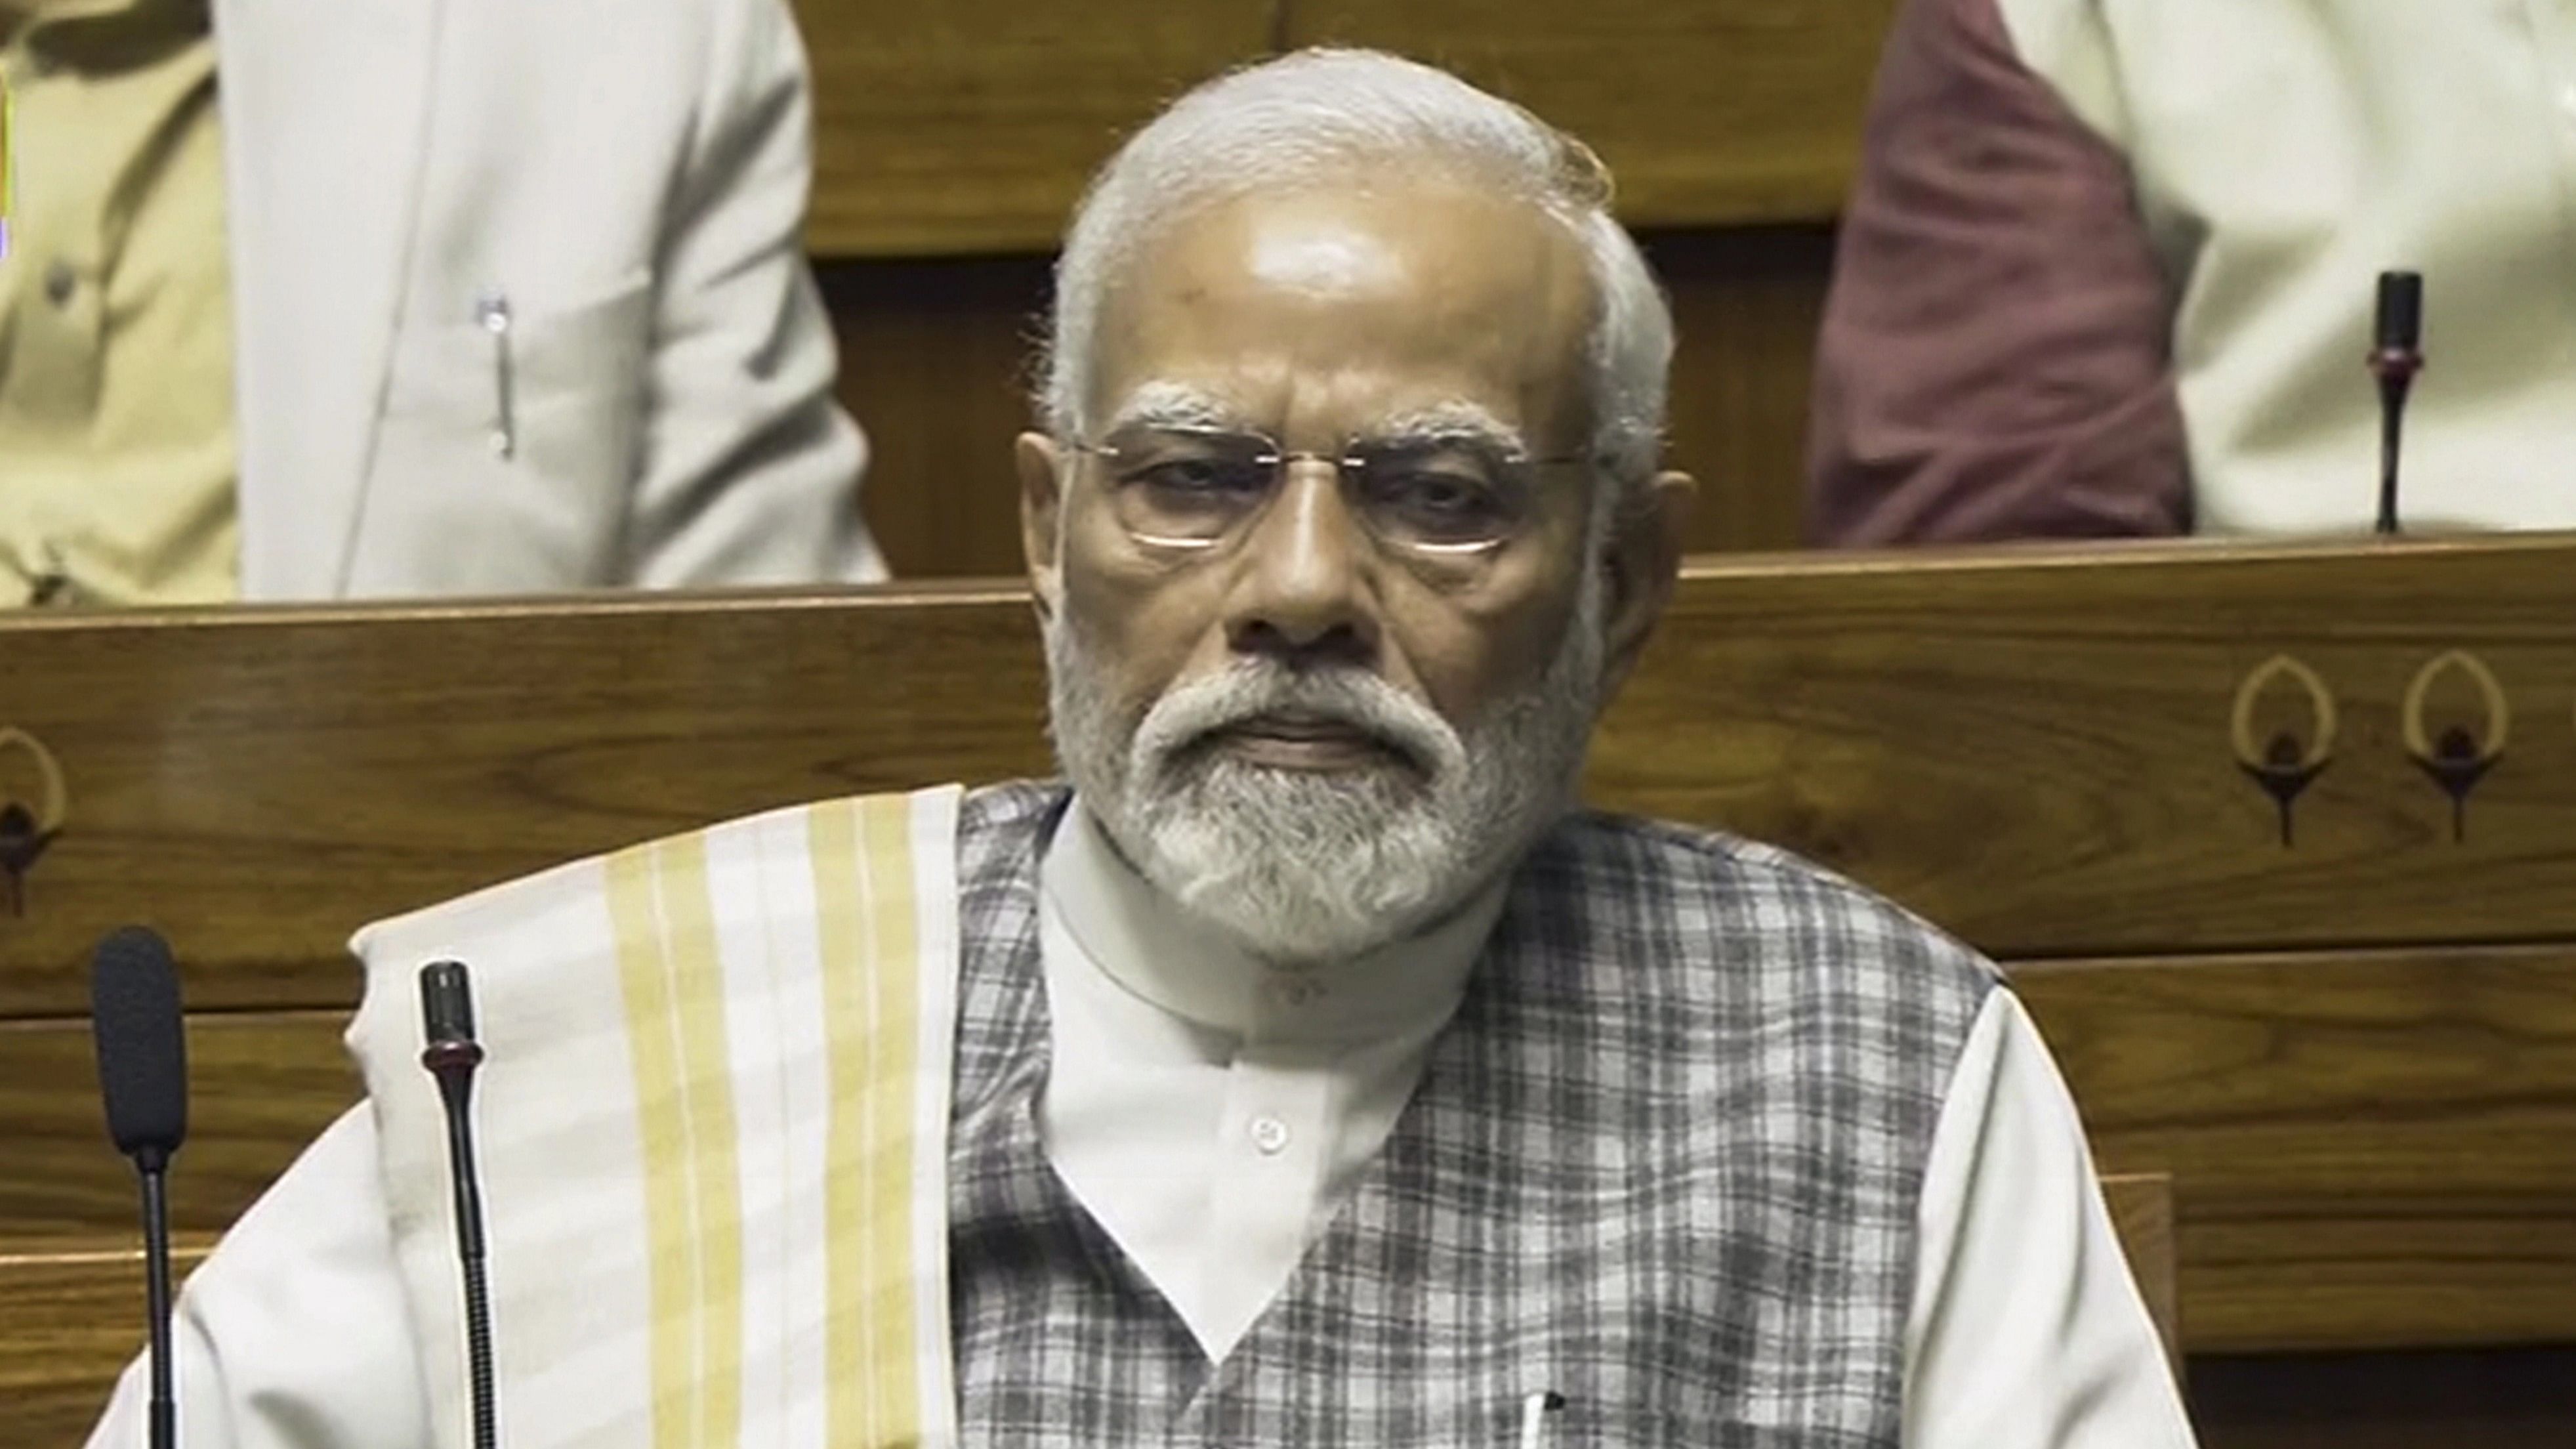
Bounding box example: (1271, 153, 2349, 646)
(89, 926, 188, 1162)
(419, 959, 478, 1046)
(2375, 270, 2424, 351)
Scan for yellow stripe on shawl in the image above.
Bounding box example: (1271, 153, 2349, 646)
(814, 795, 927, 1446)
(607, 833, 745, 1449)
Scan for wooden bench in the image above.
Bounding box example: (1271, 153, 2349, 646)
(790, 0, 1894, 257)
(7, 536, 2575, 1442)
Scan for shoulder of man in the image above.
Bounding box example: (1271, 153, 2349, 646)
(343, 780, 1059, 978)
(1526, 810, 2002, 1008)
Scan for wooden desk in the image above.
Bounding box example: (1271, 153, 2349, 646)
(6, 536, 2575, 1442)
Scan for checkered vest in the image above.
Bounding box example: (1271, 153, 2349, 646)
(944, 782, 1994, 1447)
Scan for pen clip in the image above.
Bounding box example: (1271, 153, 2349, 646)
(28, 542, 71, 608)
(476, 290, 515, 461)
(1516, 1390, 1565, 1449)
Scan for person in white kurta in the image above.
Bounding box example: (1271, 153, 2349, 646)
(90, 801, 2188, 1449)
(1812, 0, 2576, 543)
(90, 47, 2195, 1449)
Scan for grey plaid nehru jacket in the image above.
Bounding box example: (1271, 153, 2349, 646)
(945, 781, 1997, 1448)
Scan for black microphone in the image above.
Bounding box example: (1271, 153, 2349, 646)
(89, 926, 188, 1449)
(419, 961, 500, 1449)
(2369, 270, 2425, 534)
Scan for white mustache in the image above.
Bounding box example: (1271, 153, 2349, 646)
(1129, 662, 1463, 778)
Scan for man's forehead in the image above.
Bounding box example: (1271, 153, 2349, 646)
(1236, 222, 1413, 299)
(1111, 180, 1591, 328)
(1087, 180, 1597, 440)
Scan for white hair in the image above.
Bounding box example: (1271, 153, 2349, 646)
(1040, 47, 1676, 501)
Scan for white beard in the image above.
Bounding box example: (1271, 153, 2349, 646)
(1045, 573, 1606, 966)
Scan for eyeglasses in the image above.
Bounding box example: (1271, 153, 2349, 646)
(1075, 423, 1585, 561)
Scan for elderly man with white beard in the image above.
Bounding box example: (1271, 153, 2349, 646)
(88, 49, 2195, 1449)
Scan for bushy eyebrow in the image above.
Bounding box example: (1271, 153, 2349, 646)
(1368, 403, 1529, 456)
(1098, 387, 1533, 455)
(1098, 383, 1242, 436)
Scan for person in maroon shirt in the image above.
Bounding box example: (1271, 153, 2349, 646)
(1806, 0, 2188, 545)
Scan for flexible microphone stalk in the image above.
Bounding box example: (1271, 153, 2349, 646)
(90, 926, 189, 1449)
(2369, 270, 2425, 535)
(420, 960, 500, 1449)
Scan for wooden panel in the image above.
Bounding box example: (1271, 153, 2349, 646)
(2016, 946, 2576, 1354)
(1648, 226, 1834, 553)
(2191, 1345, 2576, 1449)
(9, 539, 2576, 1014)
(1, 1237, 213, 1448)
(0, 1015, 353, 1236)
(792, 0, 1274, 256)
(0, 585, 1051, 1018)
(787, 1, 1892, 256)
(2101, 1173, 2180, 1372)
(1284, 0, 1893, 228)
(826, 255, 1052, 579)
(820, 226, 1834, 578)
(1598, 536, 2576, 957)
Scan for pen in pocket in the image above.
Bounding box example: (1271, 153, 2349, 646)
(476, 290, 516, 461)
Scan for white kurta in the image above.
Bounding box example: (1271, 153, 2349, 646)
(87, 806, 2193, 1448)
(2001, 0, 2576, 536)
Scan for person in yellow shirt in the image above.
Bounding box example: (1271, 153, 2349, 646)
(0, 0, 883, 606)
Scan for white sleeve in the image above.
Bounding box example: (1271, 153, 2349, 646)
(1903, 990, 2197, 1449)
(621, 0, 884, 588)
(85, 1106, 432, 1449)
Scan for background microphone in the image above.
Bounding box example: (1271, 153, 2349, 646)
(89, 925, 188, 1449)
(419, 960, 500, 1449)
(2369, 270, 2425, 534)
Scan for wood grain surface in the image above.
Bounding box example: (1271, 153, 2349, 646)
(2014, 946, 2576, 1353)
(787, 1, 1890, 257)
(825, 254, 1052, 579)
(1597, 536, 2576, 957)
(793, 0, 1273, 256)
(1285, 0, 1895, 229)
(1646, 226, 1837, 553)
(0, 1014, 354, 1236)
(0, 585, 1051, 1018)
(2188, 1345, 2576, 1449)
(1, 1237, 213, 1448)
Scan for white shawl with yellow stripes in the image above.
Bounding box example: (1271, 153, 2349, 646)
(342, 788, 965, 1449)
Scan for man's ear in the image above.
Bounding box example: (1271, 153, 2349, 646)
(1595, 471, 1695, 704)
(1018, 431, 1068, 623)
